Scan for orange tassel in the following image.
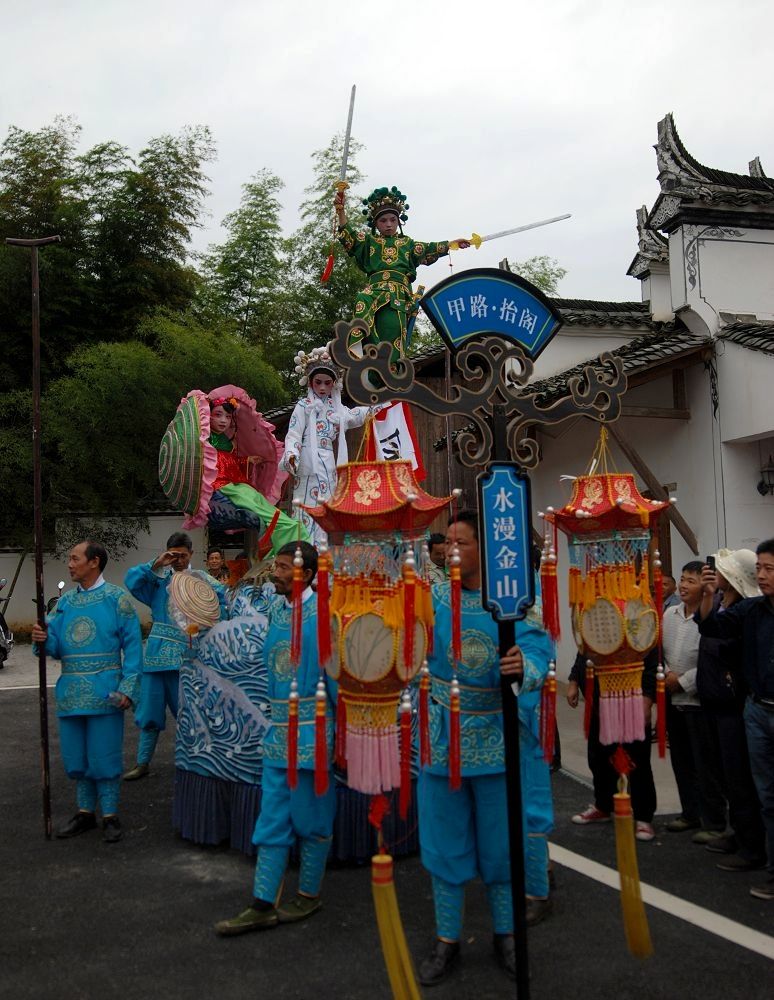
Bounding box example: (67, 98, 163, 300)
(583, 660, 595, 739)
(287, 680, 299, 790)
(314, 679, 329, 796)
(402, 556, 416, 680)
(290, 546, 304, 666)
(419, 662, 431, 767)
(540, 662, 557, 762)
(334, 694, 347, 769)
(399, 692, 412, 820)
(449, 680, 461, 791)
(449, 553, 462, 663)
(317, 548, 332, 669)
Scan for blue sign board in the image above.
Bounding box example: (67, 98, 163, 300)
(477, 463, 534, 621)
(420, 268, 562, 359)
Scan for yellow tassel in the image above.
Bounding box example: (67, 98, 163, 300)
(614, 789, 653, 959)
(371, 854, 421, 999)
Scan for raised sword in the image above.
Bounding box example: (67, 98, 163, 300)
(449, 213, 571, 251)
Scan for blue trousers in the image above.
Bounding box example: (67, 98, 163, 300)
(135, 669, 179, 732)
(252, 765, 337, 903)
(59, 714, 124, 815)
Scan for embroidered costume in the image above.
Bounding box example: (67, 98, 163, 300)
(419, 582, 554, 940)
(251, 590, 337, 904)
(338, 186, 451, 359)
(125, 562, 228, 768)
(281, 348, 377, 547)
(38, 581, 142, 817)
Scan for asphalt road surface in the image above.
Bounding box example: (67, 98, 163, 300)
(1, 649, 772, 999)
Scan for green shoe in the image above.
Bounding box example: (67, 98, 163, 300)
(691, 829, 726, 845)
(277, 895, 322, 924)
(665, 816, 700, 833)
(123, 763, 149, 781)
(214, 906, 279, 936)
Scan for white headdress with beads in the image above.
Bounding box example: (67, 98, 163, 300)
(293, 347, 342, 389)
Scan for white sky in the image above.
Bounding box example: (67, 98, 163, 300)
(3, 0, 772, 301)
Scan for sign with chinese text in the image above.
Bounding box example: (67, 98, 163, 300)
(478, 463, 534, 621)
(421, 268, 562, 359)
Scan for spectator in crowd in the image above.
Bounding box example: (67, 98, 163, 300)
(567, 650, 657, 841)
(696, 549, 766, 873)
(206, 546, 231, 583)
(662, 562, 726, 841)
(697, 539, 774, 901)
(662, 574, 680, 610)
(427, 532, 447, 585)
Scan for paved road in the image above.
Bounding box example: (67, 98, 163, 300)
(1, 650, 772, 999)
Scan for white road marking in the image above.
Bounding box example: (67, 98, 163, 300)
(0, 684, 55, 691)
(549, 842, 774, 961)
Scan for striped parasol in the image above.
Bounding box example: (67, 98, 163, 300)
(158, 391, 216, 522)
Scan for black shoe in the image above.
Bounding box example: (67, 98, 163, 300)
(493, 933, 517, 979)
(525, 897, 553, 927)
(705, 835, 738, 855)
(102, 816, 123, 843)
(56, 812, 97, 839)
(716, 855, 766, 872)
(418, 940, 460, 987)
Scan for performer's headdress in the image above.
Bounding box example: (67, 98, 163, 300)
(362, 186, 409, 228)
(208, 393, 240, 412)
(293, 347, 341, 389)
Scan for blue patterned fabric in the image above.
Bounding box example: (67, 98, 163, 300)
(175, 587, 272, 784)
(486, 881, 513, 935)
(261, 593, 336, 771)
(299, 835, 333, 897)
(137, 728, 160, 766)
(253, 845, 290, 904)
(431, 875, 465, 941)
(37, 583, 143, 716)
(97, 777, 121, 815)
(76, 778, 97, 812)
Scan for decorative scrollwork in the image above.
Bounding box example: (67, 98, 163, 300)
(328, 319, 627, 470)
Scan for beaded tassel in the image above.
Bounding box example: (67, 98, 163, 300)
(317, 545, 332, 670)
(290, 545, 304, 666)
(540, 660, 557, 762)
(402, 550, 416, 681)
(287, 678, 299, 790)
(583, 659, 595, 739)
(335, 694, 347, 769)
(448, 678, 462, 791)
(418, 661, 431, 767)
(314, 678, 329, 796)
(652, 550, 667, 757)
(399, 691, 412, 819)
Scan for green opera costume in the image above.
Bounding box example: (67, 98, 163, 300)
(338, 186, 451, 359)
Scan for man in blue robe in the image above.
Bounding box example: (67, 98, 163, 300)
(215, 541, 337, 935)
(31, 540, 142, 843)
(123, 531, 227, 779)
(417, 510, 554, 986)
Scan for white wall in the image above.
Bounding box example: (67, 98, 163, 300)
(0, 515, 207, 631)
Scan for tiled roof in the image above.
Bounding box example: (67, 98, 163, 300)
(668, 117, 774, 194)
(718, 322, 774, 355)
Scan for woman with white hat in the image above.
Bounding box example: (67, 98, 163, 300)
(697, 549, 766, 872)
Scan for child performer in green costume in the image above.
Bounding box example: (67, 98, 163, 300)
(336, 186, 470, 360)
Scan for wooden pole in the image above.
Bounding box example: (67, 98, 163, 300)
(6, 235, 61, 840)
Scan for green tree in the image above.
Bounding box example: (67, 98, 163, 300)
(504, 254, 566, 296)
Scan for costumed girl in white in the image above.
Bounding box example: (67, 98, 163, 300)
(281, 348, 383, 547)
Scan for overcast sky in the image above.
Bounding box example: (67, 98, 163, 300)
(3, 0, 772, 301)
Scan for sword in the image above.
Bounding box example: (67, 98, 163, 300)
(322, 84, 357, 283)
(449, 213, 571, 251)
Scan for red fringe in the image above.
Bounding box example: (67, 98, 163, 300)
(287, 695, 299, 790)
(419, 667, 431, 767)
(583, 661, 594, 740)
(321, 253, 334, 283)
(403, 564, 415, 679)
(317, 551, 332, 669)
(427, 621, 434, 658)
(449, 686, 461, 791)
(290, 553, 304, 666)
(450, 564, 462, 663)
(399, 700, 412, 820)
(540, 560, 561, 641)
(314, 685, 329, 796)
(540, 668, 557, 762)
(334, 694, 347, 769)
(656, 671, 667, 758)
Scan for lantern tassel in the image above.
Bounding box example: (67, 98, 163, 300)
(290, 546, 304, 666)
(403, 554, 416, 680)
(317, 548, 332, 669)
(399, 693, 412, 820)
(449, 680, 462, 791)
(583, 659, 595, 739)
(335, 694, 347, 769)
(540, 661, 557, 763)
(371, 853, 421, 1000)
(540, 546, 561, 641)
(656, 664, 667, 758)
(287, 680, 299, 790)
(314, 679, 329, 796)
(419, 662, 431, 767)
(611, 747, 653, 959)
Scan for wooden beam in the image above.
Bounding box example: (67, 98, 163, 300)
(606, 421, 699, 554)
(672, 368, 687, 410)
(620, 406, 690, 419)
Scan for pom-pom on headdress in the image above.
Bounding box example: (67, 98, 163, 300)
(293, 347, 341, 389)
(362, 186, 409, 228)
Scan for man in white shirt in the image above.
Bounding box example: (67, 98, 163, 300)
(661, 561, 726, 840)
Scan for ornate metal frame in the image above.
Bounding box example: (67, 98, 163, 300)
(329, 318, 627, 470)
